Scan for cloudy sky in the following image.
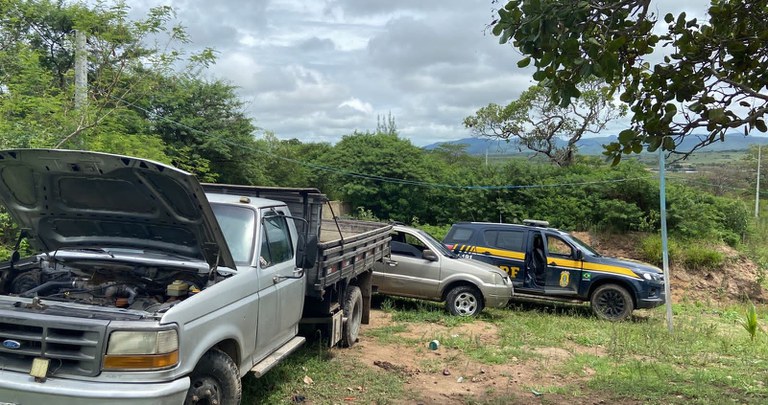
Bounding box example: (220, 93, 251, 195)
(122, 0, 710, 146)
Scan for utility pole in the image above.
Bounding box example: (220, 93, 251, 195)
(756, 144, 762, 218)
(659, 145, 673, 333)
(72, 29, 87, 149)
(74, 30, 87, 111)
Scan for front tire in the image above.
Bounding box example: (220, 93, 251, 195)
(445, 285, 484, 316)
(342, 285, 363, 347)
(185, 348, 241, 405)
(591, 284, 634, 321)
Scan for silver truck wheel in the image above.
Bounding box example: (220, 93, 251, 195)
(591, 284, 634, 321)
(341, 285, 363, 347)
(445, 285, 484, 316)
(185, 348, 241, 405)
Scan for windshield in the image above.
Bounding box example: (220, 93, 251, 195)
(567, 233, 601, 256)
(211, 203, 256, 265)
(416, 229, 457, 258)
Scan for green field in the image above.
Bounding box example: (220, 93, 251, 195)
(242, 298, 768, 404)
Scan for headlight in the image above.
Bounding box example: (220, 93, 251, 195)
(104, 329, 179, 371)
(493, 273, 510, 285)
(641, 272, 662, 281)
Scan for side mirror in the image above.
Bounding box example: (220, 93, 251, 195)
(422, 249, 438, 262)
(575, 250, 583, 260)
(296, 234, 319, 269)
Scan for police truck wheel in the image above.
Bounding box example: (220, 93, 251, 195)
(445, 285, 484, 316)
(341, 285, 363, 347)
(591, 284, 634, 321)
(185, 348, 241, 405)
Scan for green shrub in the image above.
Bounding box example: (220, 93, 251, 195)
(681, 245, 725, 271)
(740, 301, 759, 342)
(718, 230, 741, 248)
(595, 199, 645, 232)
(640, 234, 680, 267)
(414, 224, 452, 241)
(0, 208, 35, 261)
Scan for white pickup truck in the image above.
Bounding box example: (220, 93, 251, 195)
(0, 149, 391, 404)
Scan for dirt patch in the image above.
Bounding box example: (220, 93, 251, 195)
(356, 312, 618, 404)
(352, 311, 627, 405)
(396, 318, 499, 344)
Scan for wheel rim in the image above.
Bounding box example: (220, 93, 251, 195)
(187, 377, 221, 405)
(453, 292, 477, 315)
(596, 290, 626, 318)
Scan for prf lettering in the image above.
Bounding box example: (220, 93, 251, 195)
(498, 265, 519, 278)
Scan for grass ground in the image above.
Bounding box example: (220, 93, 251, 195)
(242, 297, 768, 404)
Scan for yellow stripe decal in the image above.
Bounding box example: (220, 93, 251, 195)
(549, 259, 640, 279)
(459, 245, 640, 279)
(582, 262, 640, 278)
(466, 246, 525, 260)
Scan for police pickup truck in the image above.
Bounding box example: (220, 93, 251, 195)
(443, 220, 665, 321)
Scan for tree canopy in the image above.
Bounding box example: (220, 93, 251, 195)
(492, 0, 768, 163)
(0, 0, 259, 183)
(464, 80, 625, 166)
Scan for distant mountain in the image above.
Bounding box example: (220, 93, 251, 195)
(423, 134, 768, 155)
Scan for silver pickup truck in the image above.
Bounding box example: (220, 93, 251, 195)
(0, 149, 390, 404)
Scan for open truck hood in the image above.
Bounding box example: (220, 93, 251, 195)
(0, 149, 236, 269)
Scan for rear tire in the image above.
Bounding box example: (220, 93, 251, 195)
(342, 285, 363, 347)
(185, 348, 241, 405)
(591, 284, 634, 321)
(445, 285, 484, 316)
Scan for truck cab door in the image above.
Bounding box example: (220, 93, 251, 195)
(254, 210, 304, 361)
(543, 233, 581, 295)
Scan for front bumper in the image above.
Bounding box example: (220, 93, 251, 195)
(482, 284, 514, 308)
(636, 282, 666, 309)
(0, 370, 189, 405)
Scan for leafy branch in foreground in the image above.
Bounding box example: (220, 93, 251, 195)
(491, 0, 768, 163)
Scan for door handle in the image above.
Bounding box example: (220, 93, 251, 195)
(481, 251, 491, 255)
(549, 262, 556, 266)
(384, 259, 398, 267)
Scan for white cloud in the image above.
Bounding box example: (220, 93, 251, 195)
(107, 0, 713, 145)
(338, 98, 374, 114)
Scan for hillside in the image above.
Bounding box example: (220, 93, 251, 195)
(424, 134, 768, 156)
(576, 231, 767, 304)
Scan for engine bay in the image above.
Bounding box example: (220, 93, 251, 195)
(0, 254, 212, 315)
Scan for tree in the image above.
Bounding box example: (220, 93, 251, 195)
(0, 0, 215, 159)
(0, 0, 265, 184)
(464, 80, 625, 166)
(321, 131, 443, 223)
(491, 0, 768, 163)
(251, 134, 333, 188)
(139, 74, 261, 184)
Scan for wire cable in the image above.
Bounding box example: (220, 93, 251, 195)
(110, 95, 659, 190)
